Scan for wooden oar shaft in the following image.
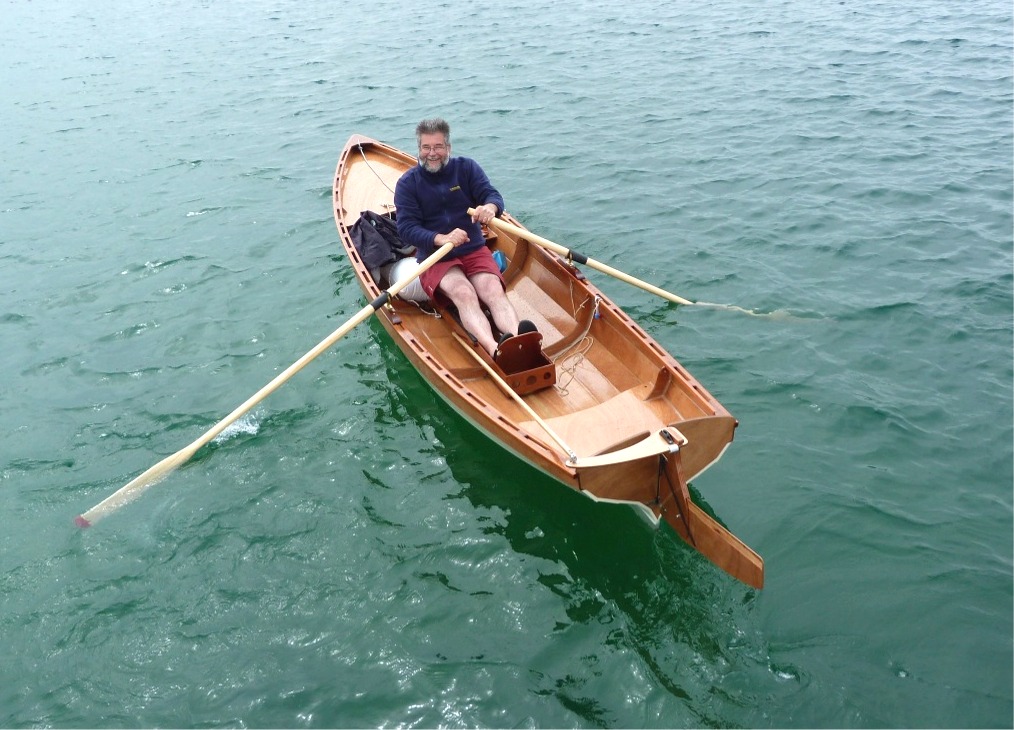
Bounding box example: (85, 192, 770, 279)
(76, 243, 454, 527)
(474, 210, 694, 306)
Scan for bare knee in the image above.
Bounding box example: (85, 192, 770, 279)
(471, 273, 506, 304)
(439, 276, 480, 309)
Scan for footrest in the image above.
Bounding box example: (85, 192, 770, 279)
(494, 331, 556, 395)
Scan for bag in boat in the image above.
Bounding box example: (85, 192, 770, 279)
(349, 210, 415, 282)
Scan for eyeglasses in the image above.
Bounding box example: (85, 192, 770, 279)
(420, 144, 447, 153)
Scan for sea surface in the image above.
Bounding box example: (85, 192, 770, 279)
(2, 0, 1011, 727)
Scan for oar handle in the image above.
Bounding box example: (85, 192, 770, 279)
(77, 243, 454, 527)
(472, 209, 694, 306)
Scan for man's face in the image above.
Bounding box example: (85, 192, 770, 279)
(418, 132, 450, 173)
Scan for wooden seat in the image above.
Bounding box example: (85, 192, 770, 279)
(517, 389, 665, 458)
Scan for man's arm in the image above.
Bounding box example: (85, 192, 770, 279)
(394, 174, 438, 256)
(465, 159, 505, 219)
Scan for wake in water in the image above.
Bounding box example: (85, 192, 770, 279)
(212, 413, 261, 443)
(690, 301, 817, 321)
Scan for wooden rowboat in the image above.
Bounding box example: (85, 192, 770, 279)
(333, 134, 764, 589)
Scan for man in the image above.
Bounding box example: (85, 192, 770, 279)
(394, 118, 532, 359)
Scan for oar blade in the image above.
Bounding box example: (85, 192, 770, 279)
(75, 447, 199, 527)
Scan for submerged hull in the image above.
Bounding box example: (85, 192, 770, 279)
(333, 134, 763, 588)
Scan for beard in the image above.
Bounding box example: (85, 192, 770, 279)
(419, 154, 449, 173)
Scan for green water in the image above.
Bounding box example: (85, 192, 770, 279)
(2, 0, 1011, 727)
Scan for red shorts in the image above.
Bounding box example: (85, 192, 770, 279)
(420, 247, 505, 305)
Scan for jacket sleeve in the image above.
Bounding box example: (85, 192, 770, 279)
(466, 159, 505, 215)
(394, 173, 437, 258)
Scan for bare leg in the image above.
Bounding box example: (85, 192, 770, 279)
(437, 268, 498, 355)
(470, 272, 519, 340)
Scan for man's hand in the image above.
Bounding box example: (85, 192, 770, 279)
(471, 203, 497, 225)
(437, 228, 470, 247)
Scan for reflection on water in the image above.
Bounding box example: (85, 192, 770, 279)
(374, 336, 776, 726)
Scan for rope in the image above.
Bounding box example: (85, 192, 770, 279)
(400, 299, 442, 318)
(552, 339, 593, 397)
(357, 143, 397, 197)
(550, 295, 601, 396)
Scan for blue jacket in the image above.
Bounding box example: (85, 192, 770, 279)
(394, 156, 505, 261)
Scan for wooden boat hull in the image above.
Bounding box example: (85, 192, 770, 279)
(333, 134, 763, 588)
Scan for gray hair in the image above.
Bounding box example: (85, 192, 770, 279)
(415, 118, 451, 146)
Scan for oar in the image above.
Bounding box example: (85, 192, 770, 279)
(473, 210, 773, 317)
(75, 242, 455, 528)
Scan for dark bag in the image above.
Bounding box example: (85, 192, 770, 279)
(349, 211, 415, 282)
